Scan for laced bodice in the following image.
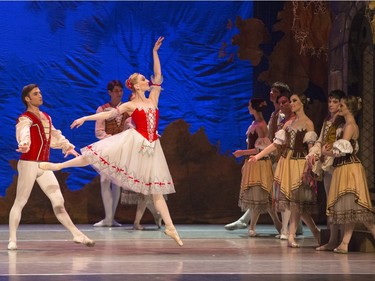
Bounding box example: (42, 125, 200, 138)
(131, 107, 159, 142)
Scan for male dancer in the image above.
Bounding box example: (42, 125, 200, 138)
(8, 84, 95, 250)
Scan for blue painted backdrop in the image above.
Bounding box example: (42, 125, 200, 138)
(0, 1, 254, 195)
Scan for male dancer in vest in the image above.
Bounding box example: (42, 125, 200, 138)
(8, 84, 95, 250)
(93, 80, 124, 227)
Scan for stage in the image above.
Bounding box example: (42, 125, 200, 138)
(0, 224, 374, 281)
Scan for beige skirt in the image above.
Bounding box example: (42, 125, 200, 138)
(273, 150, 317, 213)
(327, 162, 375, 224)
(238, 158, 273, 213)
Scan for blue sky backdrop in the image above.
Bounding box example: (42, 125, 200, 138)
(0, 1, 254, 195)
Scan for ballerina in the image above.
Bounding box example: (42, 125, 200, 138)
(40, 37, 183, 246)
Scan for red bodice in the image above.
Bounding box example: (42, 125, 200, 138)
(131, 108, 159, 142)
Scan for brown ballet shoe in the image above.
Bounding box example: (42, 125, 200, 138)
(73, 235, 95, 247)
(39, 162, 63, 171)
(164, 226, 183, 246)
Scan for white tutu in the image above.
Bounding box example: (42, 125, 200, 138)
(81, 128, 175, 195)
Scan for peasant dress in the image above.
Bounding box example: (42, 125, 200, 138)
(273, 125, 318, 213)
(238, 122, 273, 213)
(81, 107, 175, 195)
(326, 136, 375, 224)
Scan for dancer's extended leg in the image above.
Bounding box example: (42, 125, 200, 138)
(39, 155, 91, 171)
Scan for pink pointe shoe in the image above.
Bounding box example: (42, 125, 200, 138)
(164, 226, 183, 246)
(39, 162, 63, 171)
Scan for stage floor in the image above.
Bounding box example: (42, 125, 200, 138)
(0, 224, 374, 281)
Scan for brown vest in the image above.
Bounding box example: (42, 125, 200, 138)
(101, 103, 128, 135)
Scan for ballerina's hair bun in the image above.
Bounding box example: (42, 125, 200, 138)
(125, 73, 139, 91)
(250, 98, 267, 112)
(125, 78, 133, 90)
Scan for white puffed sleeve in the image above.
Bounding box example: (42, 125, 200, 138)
(50, 124, 75, 153)
(16, 116, 32, 148)
(273, 129, 286, 145)
(332, 139, 353, 156)
(255, 137, 271, 151)
(303, 131, 317, 144)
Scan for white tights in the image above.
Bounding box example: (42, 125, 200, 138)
(9, 161, 86, 242)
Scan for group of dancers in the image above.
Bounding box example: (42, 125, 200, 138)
(8, 37, 375, 253)
(8, 37, 182, 250)
(225, 84, 375, 253)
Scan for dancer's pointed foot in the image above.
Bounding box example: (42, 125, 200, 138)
(165, 226, 183, 246)
(133, 223, 145, 230)
(73, 235, 95, 247)
(39, 162, 63, 171)
(224, 220, 247, 231)
(7, 241, 17, 250)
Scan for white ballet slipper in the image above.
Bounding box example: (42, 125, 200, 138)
(93, 220, 111, 227)
(224, 220, 247, 231)
(7, 241, 17, 250)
